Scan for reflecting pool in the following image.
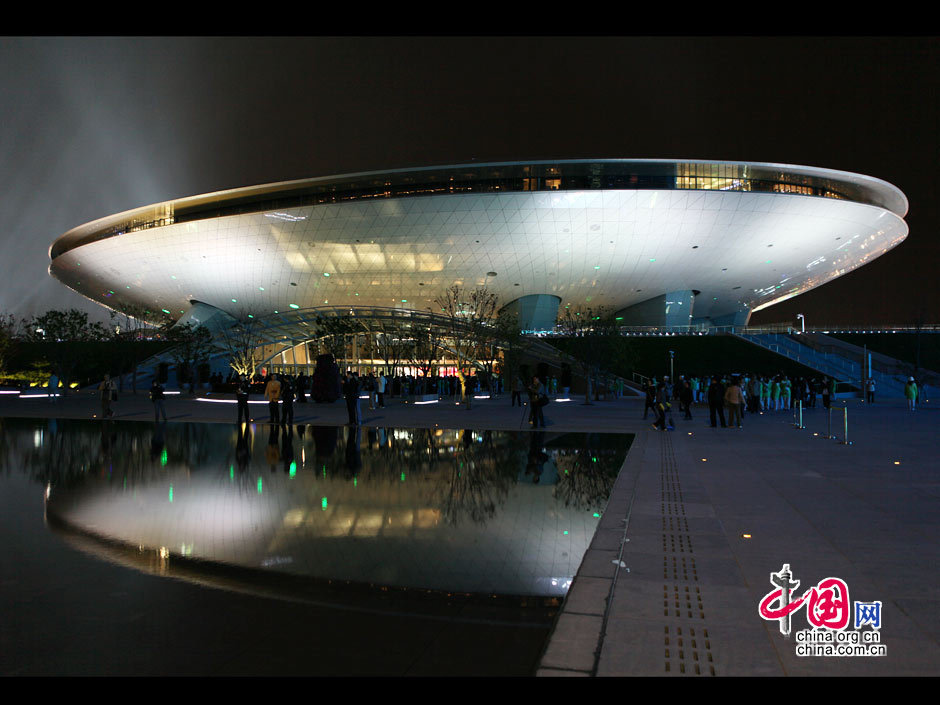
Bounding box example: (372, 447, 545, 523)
(2, 418, 632, 602)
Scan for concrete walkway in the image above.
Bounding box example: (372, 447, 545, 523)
(538, 398, 940, 676)
(2, 389, 938, 676)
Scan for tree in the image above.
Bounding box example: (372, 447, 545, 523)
(434, 285, 500, 409)
(0, 314, 18, 378)
(21, 309, 109, 394)
(313, 315, 357, 367)
(406, 324, 445, 380)
(107, 303, 160, 394)
(557, 306, 635, 404)
(372, 322, 408, 377)
(215, 314, 264, 378)
(493, 309, 532, 393)
(164, 323, 216, 395)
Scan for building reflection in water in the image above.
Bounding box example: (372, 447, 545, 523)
(2, 418, 631, 599)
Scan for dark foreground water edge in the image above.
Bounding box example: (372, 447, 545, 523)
(0, 417, 632, 676)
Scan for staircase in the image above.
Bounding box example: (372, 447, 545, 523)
(732, 332, 921, 398)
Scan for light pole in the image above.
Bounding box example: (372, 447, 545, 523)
(796, 313, 805, 334)
(669, 350, 675, 382)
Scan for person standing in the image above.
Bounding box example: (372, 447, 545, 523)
(821, 378, 832, 410)
(680, 379, 694, 420)
(98, 374, 116, 419)
(708, 377, 727, 428)
(236, 374, 251, 425)
(47, 373, 59, 402)
(280, 375, 295, 426)
(904, 377, 918, 411)
(528, 376, 547, 428)
(866, 378, 876, 404)
(512, 375, 524, 407)
(343, 372, 361, 425)
(724, 376, 745, 428)
(150, 380, 167, 422)
(264, 374, 282, 424)
(377, 371, 387, 408)
(643, 380, 656, 419)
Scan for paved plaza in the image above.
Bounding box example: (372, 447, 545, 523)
(2, 387, 938, 676)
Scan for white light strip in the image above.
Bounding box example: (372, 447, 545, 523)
(0, 390, 22, 395)
(414, 400, 439, 405)
(19, 393, 62, 398)
(196, 398, 269, 404)
(554, 398, 572, 402)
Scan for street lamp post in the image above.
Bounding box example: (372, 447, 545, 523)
(796, 313, 805, 334)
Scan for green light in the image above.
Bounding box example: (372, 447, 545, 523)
(161, 449, 168, 466)
(401, 472, 406, 482)
(593, 513, 601, 518)
(401, 299, 407, 303)
(258, 287, 264, 291)
(231, 298, 237, 303)
(649, 258, 656, 262)
(289, 303, 300, 309)
(323, 464, 326, 477)
(353, 477, 357, 487)
(321, 497, 328, 510)
(563, 530, 569, 535)
(248, 314, 253, 318)
(615, 317, 623, 320)
(323, 272, 330, 277)
(592, 456, 597, 462)
(257, 477, 262, 494)
(162, 309, 171, 314)
(168, 485, 173, 502)
(230, 466, 234, 481)
(289, 462, 296, 478)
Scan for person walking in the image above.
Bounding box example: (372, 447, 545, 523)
(653, 380, 673, 430)
(98, 374, 116, 418)
(150, 379, 167, 422)
(264, 374, 282, 424)
(236, 374, 251, 425)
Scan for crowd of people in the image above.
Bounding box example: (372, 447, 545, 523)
(640, 372, 925, 431)
(86, 366, 925, 427)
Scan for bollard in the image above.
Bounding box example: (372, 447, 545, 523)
(797, 400, 804, 429)
(839, 406, 853, 445)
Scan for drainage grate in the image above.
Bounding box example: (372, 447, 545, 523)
(659, 432, 715, 675)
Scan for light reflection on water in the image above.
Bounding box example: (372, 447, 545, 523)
(2, 417, 631, 599)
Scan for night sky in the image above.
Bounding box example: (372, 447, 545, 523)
(1, 36, 937, 326)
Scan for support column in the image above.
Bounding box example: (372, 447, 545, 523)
(501, 294, 561, 332)
(615, 291, 695, 328)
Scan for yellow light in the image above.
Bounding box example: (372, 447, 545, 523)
(742, 534, 752, 539)
(701, 458, 707, 462)
(894, 461, 900, 465)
